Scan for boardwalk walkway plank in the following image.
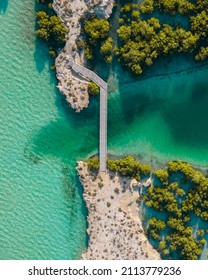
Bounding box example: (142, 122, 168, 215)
(70, 60, 108, 172)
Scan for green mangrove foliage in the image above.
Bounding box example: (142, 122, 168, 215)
(36, 12, 67, 44)
(195, 0, 208, 11)
(87, 156, 208, 259)
(140, 0, 195, 15)
(116, 3, 198, 75)
(195, 47, 208, 61)
(165, 218, 205, 259)
(87, 157, 99, 171)
(140, 0, 154, 14)
(107, 156, 151, 180)
(168, 161, 208, 220)
(100, 37, 114, 63)
(145, 186, 181, 216)
(35, 0, 67, 59)
(82, 0, 208, 75)
(88, 82, 100, 95)
(140, 0, 208, 63)
(87, 156, 151, 180)
(144, 160, 208, 259)
(158, 240, 169, 256)
(190, 11, 208, 39)
(154, 169, 169, 185)
(148, 217, 166, 240)
(83, 17, 112, 62)
(84, 18, 110, 43)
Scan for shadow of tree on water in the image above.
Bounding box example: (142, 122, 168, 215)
(34, 37, 52, 73)
(0, 0, 8, 13)
(33, 1, 53, 73)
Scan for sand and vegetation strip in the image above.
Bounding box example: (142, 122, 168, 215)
(80, 156, 208, 260)
(77, 159, 160, 260)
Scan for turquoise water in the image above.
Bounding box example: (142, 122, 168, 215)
(107, 57, 208, 167)
(0, 0, 93, 259)
(1, 0, 208, 260)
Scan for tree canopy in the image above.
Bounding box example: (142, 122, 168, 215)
(82, 0, 208, 75)
(35, 0, 67, 60)
(144, 160, 208, 259)
(86, 155, 208, 259)
(88, 82, 100, 95)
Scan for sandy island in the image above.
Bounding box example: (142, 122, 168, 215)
(53, 0, 114, 112)
(77, 161, 160, 260)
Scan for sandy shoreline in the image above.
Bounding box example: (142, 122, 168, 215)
(53, 0, 114, 112)
(77, 161, 160, 260)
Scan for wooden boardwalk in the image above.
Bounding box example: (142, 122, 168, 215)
(71, 60, 107, 172)
(99, 87, 107, 172)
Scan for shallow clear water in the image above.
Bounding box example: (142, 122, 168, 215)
(0, 0, 92, 259)
(1, 0, 208, 259)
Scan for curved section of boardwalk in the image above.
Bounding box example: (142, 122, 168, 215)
(70, 60, 107, 172)
(72, 63, 107, 90)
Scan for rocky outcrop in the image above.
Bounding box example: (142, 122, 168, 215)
(77, 161, 160, 260)
(53, 0, 114, 112)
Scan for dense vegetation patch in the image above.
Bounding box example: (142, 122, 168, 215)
(88, 155, 151, 180)
(82, 15, 113, 63)
(87, 82, 100, 95)
(35, 0, 67, 63)
(87, 156, 208, 259)
(116, 2, 198, 75)
(82, 0, 208, 75)
(145, 161, 208, 259)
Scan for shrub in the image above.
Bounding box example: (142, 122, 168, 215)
(88, 82, 100, 95)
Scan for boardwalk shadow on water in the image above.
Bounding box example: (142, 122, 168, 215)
(107, 60, 166, 138)
(34, 38, 52, 73)
(108, 50, 208, 149)
(0, 0, 8, 13)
